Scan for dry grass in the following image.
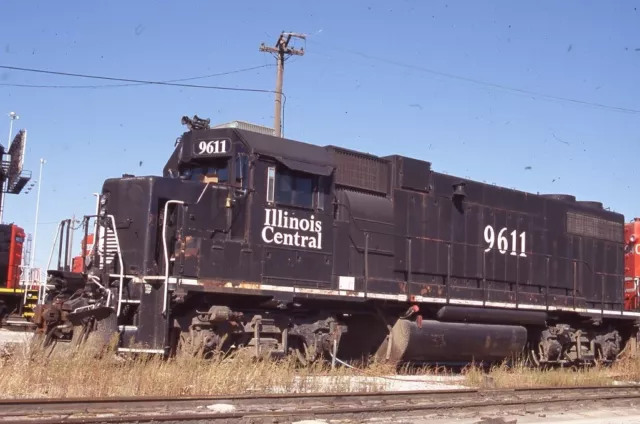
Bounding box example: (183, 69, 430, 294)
(2, 337, 640, 398)
(464, 356, 640, 389)
(0, 338, 397, 399)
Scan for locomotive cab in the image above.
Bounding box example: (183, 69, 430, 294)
(36, 121, 338, 357)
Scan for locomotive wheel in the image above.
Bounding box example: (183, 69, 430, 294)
(288, 337, 320, 367)
(177, 330, 207, 358)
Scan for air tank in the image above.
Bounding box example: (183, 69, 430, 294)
(374, 319, 527, 363)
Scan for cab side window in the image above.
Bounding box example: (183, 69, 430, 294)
(179, 158, 229, 183)
(235, 154, 249, 189)
(267, 166, 316, 209)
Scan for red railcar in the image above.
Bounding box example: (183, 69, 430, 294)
(72, 233, 94, 273)
(0, 223, 28, 323)
(625, 218, 640, 311)
(0, 223, 25, 289)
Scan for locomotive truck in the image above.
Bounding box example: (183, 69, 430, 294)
(32, 115, 640, 366)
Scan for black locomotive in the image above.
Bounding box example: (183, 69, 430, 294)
(34, 115, 640, 366)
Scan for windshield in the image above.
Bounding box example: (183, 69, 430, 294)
(180, 159, 229, 183)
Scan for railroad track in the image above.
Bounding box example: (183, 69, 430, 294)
(1, 385, 640, 423)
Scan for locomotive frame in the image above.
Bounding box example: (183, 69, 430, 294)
(33, 116, 640, 366)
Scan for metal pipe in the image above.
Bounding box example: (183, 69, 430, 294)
(67, 214, 75, 270)
(63, 218, 71, 271)
(31, 159, 45, 280)
(40, 221, 63, 304)
(57, 220, 66, 270)
(82, 216, 89, 273)
(162, 200, 184, 315)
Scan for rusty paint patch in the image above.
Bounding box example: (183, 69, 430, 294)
(397, 281, 407, 293)
(416, 283, 446, 297)
(200, 278, 261, 290)
(184, 235, 200, 257)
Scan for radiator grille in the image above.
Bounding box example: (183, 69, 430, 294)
(566, 212, 623, 243)
(331, 147, 389, 195)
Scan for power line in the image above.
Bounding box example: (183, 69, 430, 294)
(0, 64, 274, 89)
(0, 64, 283, 96)
(307, 39, 640, 116)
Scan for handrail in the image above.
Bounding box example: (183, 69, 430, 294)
(106, 214, 125, 316)
(21, 265, 41, 305)
(89, 274, 112, 309)
(162, 200, 184, 315)
(40, 222, 64, 305)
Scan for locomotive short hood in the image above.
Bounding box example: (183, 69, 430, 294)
(163, 127, 336, 178)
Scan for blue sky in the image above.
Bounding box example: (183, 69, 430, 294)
(0, 0, 639, 271)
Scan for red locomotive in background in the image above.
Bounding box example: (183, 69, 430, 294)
(625, 218, 640, 311)
(71, 233, 94, 273)
(0, 223, 28, 322)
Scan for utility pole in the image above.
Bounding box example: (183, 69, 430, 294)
(260, 32, 306, 137)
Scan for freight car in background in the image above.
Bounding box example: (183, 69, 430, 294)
(32, 115, 640, 366)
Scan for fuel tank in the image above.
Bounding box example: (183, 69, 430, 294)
(374, 319, 527, 363)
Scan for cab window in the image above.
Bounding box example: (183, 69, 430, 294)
(180, 158, 229, 183)
(267, 166, 316, 209)
(235, 154, 249, 189)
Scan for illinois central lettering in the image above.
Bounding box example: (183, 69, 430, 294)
(261, 208, 322, 249)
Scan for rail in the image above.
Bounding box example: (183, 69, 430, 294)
(161, 200, 184, 315)
(0, 385, 639, 423)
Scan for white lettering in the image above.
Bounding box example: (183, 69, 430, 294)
(265, 209, 274, 226)
(484, 225, 526, 257)
(261, 208, 323, 250)
(261, 226, 274, 243)
(197, 139, 228, 155)
(636, 244, 640, 255)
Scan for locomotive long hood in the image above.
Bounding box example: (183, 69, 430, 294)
(163, 127, 336, 177)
